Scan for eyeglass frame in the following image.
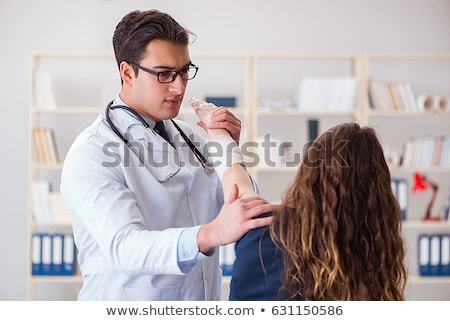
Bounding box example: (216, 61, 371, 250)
(129, 61, 199, 83)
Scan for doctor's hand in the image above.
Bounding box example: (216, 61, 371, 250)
(195, 106, 242, 144)
(196, 184, 278, 255)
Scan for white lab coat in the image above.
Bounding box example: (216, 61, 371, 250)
(60, 107, 224, 300)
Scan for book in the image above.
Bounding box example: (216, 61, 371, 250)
(368, 79, 418, 111)
(48, 192, 71, 224)
(296, 76, 356, 111)
(33, 128, 59, 164)
(31, 180, 52, 222)
(33, 128, 48, 164)
(34, 69, 57, 109)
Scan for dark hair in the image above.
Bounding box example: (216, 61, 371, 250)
(112, 10, 195, 71)
(271, 122, 407, 300)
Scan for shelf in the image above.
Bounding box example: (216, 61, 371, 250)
(368, 110, 450, 116)
(31, 162, 63, 170)
(27, 51, 450, 300)
(390, 166, 450, 172)
(30, 275, 83, 284)
(256, 108, 356, 116)
(31, 220, 72, 228)
(402, 220, 450, 229)
(32, 107, 103, 114)
(408, 275, 450, 284)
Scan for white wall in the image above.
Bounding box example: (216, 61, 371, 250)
(0, 0, 449, 300)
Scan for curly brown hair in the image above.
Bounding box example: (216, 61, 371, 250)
(270, 122, 407, 300)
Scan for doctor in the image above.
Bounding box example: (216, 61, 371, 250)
(60, 9, 275, 301)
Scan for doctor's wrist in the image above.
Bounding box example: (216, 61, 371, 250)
(196, 224, 217, 256)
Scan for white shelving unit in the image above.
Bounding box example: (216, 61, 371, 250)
(27, 51, 450, 300)
(27, 52, 116, 300)
(249, 53, 364, 202)
(362, 54, 450, 300)
(26, 51, 252, 300)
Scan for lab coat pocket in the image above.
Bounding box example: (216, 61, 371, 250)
(122, 275, 183, 300)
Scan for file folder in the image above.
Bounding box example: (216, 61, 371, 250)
(41, 234, 52, 275)
(63, 234, 76, 275)
(418, 234, 430, 276)
(51, 234, 64, 275)
(31, 233, 42, 275)
(391, 178, 408, 220)
(441, 234, 450, 276)
(429, 235, 441, 276)
(220, 243, 235, 276)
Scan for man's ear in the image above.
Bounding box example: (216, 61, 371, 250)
(120, 61, 134, 86)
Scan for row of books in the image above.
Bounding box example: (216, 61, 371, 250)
(402, 135, 450, 167)
(33, 128, 59, 164)
(32, 232, 76, 276)
(368, 79, 419, 111)
(418, 234, 450, 276)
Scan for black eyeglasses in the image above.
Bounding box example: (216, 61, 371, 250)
(130, 62, 199, 83)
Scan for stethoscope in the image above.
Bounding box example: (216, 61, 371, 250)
(105, 101, 214, 174)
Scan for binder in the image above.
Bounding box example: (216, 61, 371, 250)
(441, 234, 450, 276)
(63, 234, 76, 275)
(429, 235, 441, 276)
(444, 187, 450, 221)
(41, 234, 52, 275)
(418, 234, 430, 276)
(51, 234, 64, 275)
(220, 243, 235, 276)
(31, 233, 42, 275)
(391, 178, 408, 220)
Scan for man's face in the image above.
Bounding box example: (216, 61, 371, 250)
(121, 39, 191, 121)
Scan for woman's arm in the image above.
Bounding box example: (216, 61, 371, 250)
(189, 98, 257, 201)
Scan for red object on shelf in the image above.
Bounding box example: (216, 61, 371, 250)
(412, 172, 440, 221)
(413, 172, 427, 193)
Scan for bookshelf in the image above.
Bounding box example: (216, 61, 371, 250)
(26, 51, 252, 300)
(361, 54, 450, 300)
(27, 51, 450, 300)
(27, 52, 114, 300)
(248, 53, 365, 201)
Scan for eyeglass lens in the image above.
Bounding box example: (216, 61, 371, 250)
(158, 67, 197, 83)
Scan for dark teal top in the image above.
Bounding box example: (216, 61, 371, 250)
(229, 212, 285, 300)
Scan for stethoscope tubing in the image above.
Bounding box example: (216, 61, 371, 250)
(105, 101, 213, 173)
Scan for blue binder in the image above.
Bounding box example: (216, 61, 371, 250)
(418, 234, 430, 276)
(51, 234, 64, 275)
(440, 234, 450, 276)
(62, 233, 76, 275)
(31, 233, 42, 275)
(391, 178, 408, 220)
(429, 235, 441, 276)
(40, 234, 52, 275)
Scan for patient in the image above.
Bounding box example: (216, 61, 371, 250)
(190, 98, 407, 301)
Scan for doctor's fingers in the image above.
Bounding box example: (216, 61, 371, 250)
(244, 203, 279, 220)
(209, 109, 241, 133)
(209, 110, 240, 128)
